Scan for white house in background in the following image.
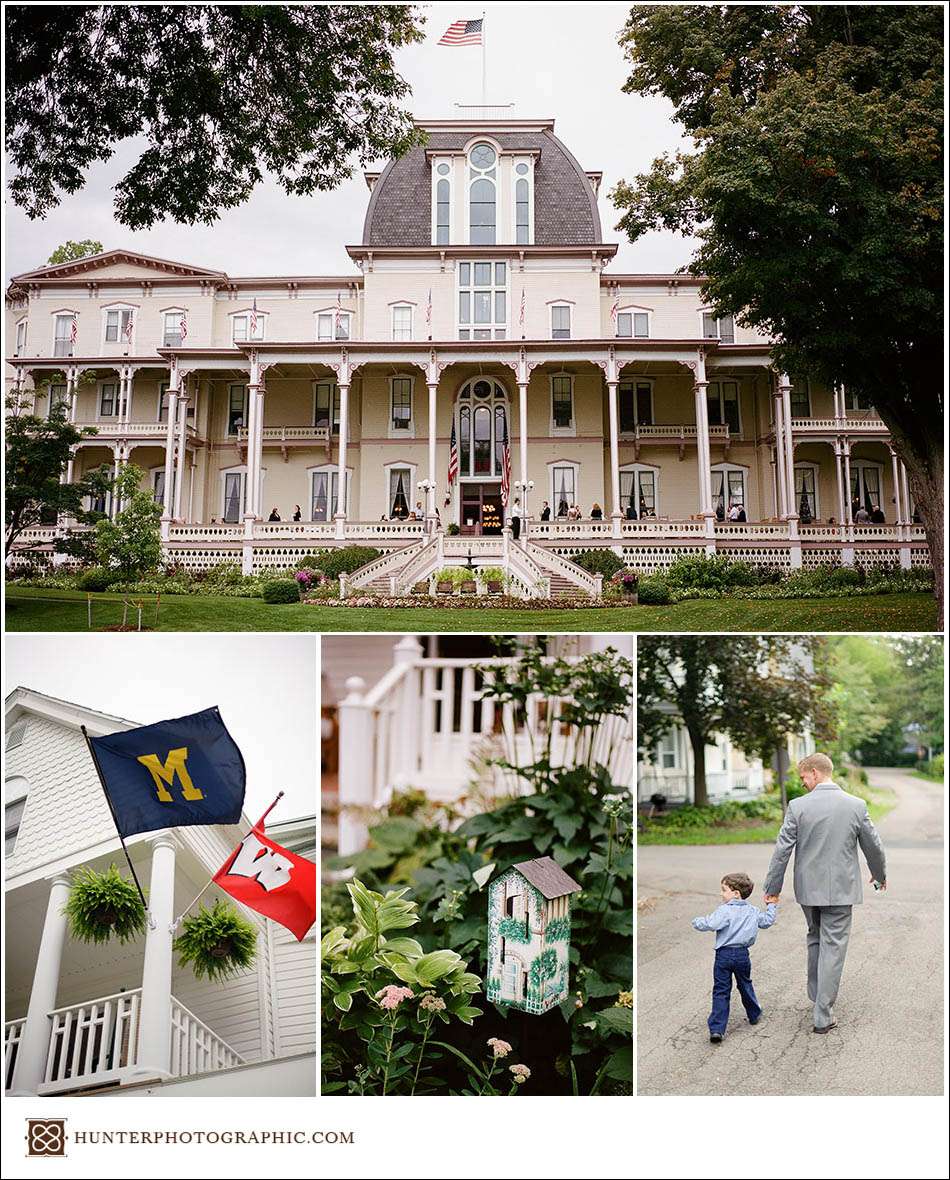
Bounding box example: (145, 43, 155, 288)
(5, 110, 929, 588)
(4, 688, 315, 1097)
(321, 634, 634, 855)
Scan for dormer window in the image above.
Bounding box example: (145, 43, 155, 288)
(434, 161, 452, 246)
(468, 142, 497, 245)
(513, 159, 534, 245)
(701, 311, 735, 343)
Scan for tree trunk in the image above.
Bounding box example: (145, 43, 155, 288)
(688, 725, 708, 807)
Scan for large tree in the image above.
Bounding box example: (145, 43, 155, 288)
(6, 5, 425, 229)
(5, 390, 110, 557)
(638, 636, 834, 807)
(47, 239, 104, 265)
(613, 5, 944, 613)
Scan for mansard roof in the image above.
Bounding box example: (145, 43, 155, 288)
(362, 121, 603, 248)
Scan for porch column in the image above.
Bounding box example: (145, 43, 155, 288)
(337, 677, 372, 855)
(833, 441, 847, 526)
(335, 381, 350, 536)
(778, 374, 798, 524)
(899, 459, 913, 568)
(243, 371, 259, 523)
(68, 367, 78, 423)
(10, 874, 71, 1095)
(888, 446, 903, 530)
(427, 380, 438, 521)
(772, 388, 789, 518)
(692, 352, 714, 546)
(173, 394, 189, 522)
(132, 835, 177, 1082)
(607, 379, 622, 538)
(111, 445, 123, 519)
(160, 365, 179, 539)
(842, 439, 853, 525)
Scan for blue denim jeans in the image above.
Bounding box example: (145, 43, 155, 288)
(708, 945, 762, 1035)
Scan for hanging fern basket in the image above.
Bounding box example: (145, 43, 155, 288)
(64, 865, 147, 945)
(174, 899, 258, 983)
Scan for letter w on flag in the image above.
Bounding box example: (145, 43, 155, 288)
(214, 822, 316, 941)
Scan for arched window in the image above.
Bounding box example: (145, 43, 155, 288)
(468, 143, 497, 245)
(455, 378, 509, 478)
(515, 178, 529, 244)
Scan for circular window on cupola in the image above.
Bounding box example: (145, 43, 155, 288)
(470, 143, 496, 171)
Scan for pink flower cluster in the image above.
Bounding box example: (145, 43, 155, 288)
(509, 1063, 531, 1084)
(487, 1037, 512, 1059)
(375, 984, 415, 1011)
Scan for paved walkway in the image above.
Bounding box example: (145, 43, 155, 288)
(637, 769, 944, 1095)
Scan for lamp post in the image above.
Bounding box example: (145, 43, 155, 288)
(417, 478, 437, 532)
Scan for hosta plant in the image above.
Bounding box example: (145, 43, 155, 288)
(322, 880, 483, 1095)
(174, 899, 258, 982)
(64, 864, 147, 945)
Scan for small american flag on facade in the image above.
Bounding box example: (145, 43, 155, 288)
(426, 288, 432, 327)
(69, 317, 78, 345)
(519, 287, 526, 328)
(123, 311, 134, 342)
(250, 298, 259, 337)
(438, 18, 483, 45)
(500, 417, 511, 506)
(610, 297, 619, 322)
(447, 419, 459, 487)
(179, 310, 188, 341)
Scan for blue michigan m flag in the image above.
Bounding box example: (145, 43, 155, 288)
(89, 706, 246, 838)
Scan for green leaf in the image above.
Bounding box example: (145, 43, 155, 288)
(605, 1046, 633, 1082)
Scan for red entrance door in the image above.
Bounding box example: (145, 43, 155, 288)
(460, 485, 505, 535)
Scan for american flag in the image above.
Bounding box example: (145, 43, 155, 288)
(179, 310, 188, 341)
(250, 298, 259, 337)
(123, 311, 134, 342)
(519, 287, 525, 328)
(438, 18, 483, 45)
(426, 288, 432, 328)
(610, 297, 619, 323)
(447, 419, 459, 487)
(500, 417, 511, 506)
(69, 317, 78, 345)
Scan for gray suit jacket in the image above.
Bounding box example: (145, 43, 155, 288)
(763, 781, 887, 906)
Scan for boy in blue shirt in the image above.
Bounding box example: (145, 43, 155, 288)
(692, 871, 778, 1044)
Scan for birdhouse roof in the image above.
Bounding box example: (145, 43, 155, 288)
(512, 856, 582, 899)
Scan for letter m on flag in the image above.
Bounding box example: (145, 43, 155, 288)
(214, 826, 316, 941)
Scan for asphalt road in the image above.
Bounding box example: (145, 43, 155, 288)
(637, 768, 944, 1095)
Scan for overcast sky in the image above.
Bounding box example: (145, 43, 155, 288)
(3, 1, 696, 282)
(5, 634, 317, 821)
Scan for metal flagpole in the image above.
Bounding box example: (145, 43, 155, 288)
(481, 11, 487, 105)
(80, 724, 148, 909)
(172, 791, 286, 927)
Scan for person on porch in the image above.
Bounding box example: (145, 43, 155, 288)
(540, 500, 551, 521)
(854, 504, 870, 524)
(590, 502, 603, 520)
(268, 507, 281, 521)
(871, 504, 886, 524)
(292, 504, 302, 521)
(510, 497, 522, 540)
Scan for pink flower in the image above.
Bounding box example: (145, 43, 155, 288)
(487, 1037, 512, 1059)
(419, 992, 446, 1013)
(509, 1063, 531, 1083)
(375, 984, 414, 1011)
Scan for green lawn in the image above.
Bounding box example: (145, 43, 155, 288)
(639, 781, 897, 846)
(3, 587, 938, 633)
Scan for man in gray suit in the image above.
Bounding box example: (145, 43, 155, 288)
(763, 752, 887, 1033)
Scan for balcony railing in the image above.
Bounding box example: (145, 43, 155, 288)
(789, 416, 886, 433)
(4, 988, 244, 1095)
(237, 426, 330, 445)
(620, 423, 732, 442)
(74, 421, 198, 440)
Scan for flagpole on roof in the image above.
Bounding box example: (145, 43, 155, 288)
(481, 11, 487, 105)
(80, 724, 149, 911)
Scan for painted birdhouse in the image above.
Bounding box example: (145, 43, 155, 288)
(486, 856, 582, 1015)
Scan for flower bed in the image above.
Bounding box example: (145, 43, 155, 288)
(306, 594, 624, 609)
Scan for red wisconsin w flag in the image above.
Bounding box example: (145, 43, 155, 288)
(214, 819, 316, 941)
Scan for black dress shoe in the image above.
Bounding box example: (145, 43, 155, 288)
(813, 1021, 838, 1034)
(709, 1033, 723, 1044)
(749, 1018, 760, 1025)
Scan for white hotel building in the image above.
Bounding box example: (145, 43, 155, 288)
(5, 113, 929, 589)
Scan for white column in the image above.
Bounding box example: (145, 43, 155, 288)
(773, 391, 788, 518)
(427, 381, 438, 520)
(132, 835, 176, 1081)
(254, 381, 265, 518)
(10, 874, 71, 1094)
(173, 395, 189, 521)
(111, 445, 123, 519)
(161, 366, 179, 535)
(900, 461, 912, 527)
(337, 677, 372, 855)
(336, 382, 350, 529)
(68, 368, 78, 423)
(693, 356, 714, 536)
(243, 375, 259, 523)
(842, 440, 854, 525)
(607, 379, 621, 536)
(889, 446, 903, 529)
(833, 441, 847, 526)
(778, 374, 797, 523)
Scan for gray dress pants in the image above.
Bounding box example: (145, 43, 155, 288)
(800, 904, 853, 1028)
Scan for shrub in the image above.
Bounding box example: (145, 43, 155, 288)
(663, 555, 733, 591)
(317, 546, 382, 579)
(77, 566, 120, 592)
(917, 754, 944, 781)
(262, 578, 300, 604)
(571, 549, 624, 579)
(637, 576, 672, 605)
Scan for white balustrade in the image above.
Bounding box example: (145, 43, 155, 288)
(5, 1019, 25, 1092)
(525, 541, 601, 596)
(42, 989, 141, 1093)
(78, 422, 197, 440)
(169, 998, 244, 1077)
(238, 426, 330, 444)
(344, 539, 427, 593)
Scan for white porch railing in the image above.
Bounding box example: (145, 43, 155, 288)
(5, 1019, 25, 1092)
(338, 653, 634, 854)
(790, 416, 887, 433)
(238, 425, 330, 445)
(77, 422, 197, 441)
(526, 541, 602, 596)
(170, 997, 244, 1077)
(5, 988, 245, 1095)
